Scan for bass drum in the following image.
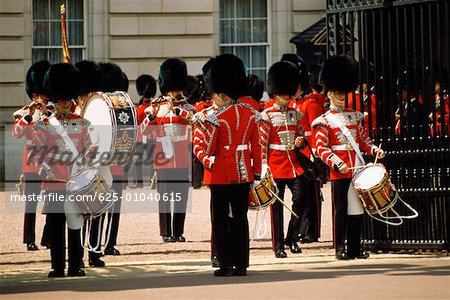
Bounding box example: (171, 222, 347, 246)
(82, 92, 138, 166)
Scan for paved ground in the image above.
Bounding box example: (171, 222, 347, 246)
(1, 184, 449, 299)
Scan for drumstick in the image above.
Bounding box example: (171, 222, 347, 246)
(348, 165, 370, 170)
(374, 143, 382, 165)
(266, 188, 300, 219)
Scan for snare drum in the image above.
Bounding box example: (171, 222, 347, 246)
(82, 92, 138, 166)
(248, 170, 277, 210)
(66, 168, 113, 217)
(352, 164, 398, 215)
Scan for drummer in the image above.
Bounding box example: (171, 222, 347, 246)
(259, 61, 306, 258)
(312, 56, 385, 260)
(29, 63, 93, 277)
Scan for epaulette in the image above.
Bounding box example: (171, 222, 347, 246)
(311, 115, 328, 129)
(260, 110, 270, 122)
(355, 111, 364, 122)
(205, 113, 219, 127)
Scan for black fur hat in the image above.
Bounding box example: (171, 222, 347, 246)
(26, 60, 51, 100)
(158, 58, 187, 95)
(210, 54, 246, 100)
(246, 74, 264, 101)
(202, 58, 215, 95)
(281, 53, 309, 91)
(320, 55, 358, 93)
(184, 75, 203, 104)
(44, 63, 80, 101)
(121, 71, 129, 92)
(75, 60, 101, 95)
(99, 62, 123, 92)
(267, 61, 300, 98)
(136, 74, 157, 98)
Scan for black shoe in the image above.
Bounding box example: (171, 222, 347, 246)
(286, 240, 302, 254)
(48, 269, 65, 278)
(275, 249, 287, 258)
(232, 267, 247, 276)
(211, 255, 220, 268)
(298, 235, 317, 244)
(41, 242, 51, 249)
(174, 236, 186, 242)
(348, 251, 370, 259)
(162, 236, 175, 243)
(213, 268, 233, 277)
(89, 257, 106, 267)
(104, 247, 121, 256)
(27, 242, 39, 251)
(335, 251, 353, 260)
(67, 268, 86, 277)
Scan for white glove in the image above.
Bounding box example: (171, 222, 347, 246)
(252, 180, 261, 189)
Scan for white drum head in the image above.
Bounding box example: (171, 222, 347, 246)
(67, 168, 98, 192)
(353, 165, 386, 189)
(82, 94, 113, 165)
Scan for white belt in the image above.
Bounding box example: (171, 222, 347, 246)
(156, 135, 188, 142)
(331, 144, 359, 151)
(304, 131, 312, 137)
(224, 144, 248, 151)
(269, 144, 294, 151)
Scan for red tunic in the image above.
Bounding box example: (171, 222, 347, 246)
(195, 99, 214, 112)
(192, 105, 217, 185)
(136, 102, 152, 143)
(259, 101, 304, 179)
(140, 96, 196, 170)
(203, 101, 262, 184)
(30, 112, 92, 190)
(12, 103, 55, 173)
(239, 96, 260, 111)
(312, 106, 377, 180)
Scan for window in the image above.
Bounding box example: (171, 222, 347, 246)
(220, 0, 269, 84)
(32, 0, 85, 63)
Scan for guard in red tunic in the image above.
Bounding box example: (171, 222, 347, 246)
(140, 58, 196, 243)
(312, 56, 385, 260)
(260, 61, 306, 258)
(282, 53, 325, 244)
(30, 63, 92, 277)
(202, 54, 262, 276)
(134, 74, 157, 188)
(13, 60, 53, 251)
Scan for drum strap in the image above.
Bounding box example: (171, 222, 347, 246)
(47, 116, 82, 177)
(326, 113, 365, 164)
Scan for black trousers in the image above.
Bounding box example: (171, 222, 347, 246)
(156, 168, 190, 237)
(299, 177, 322, 239)
(271, 176, 305, 251)
(23, 172, 41, 244)
(88, 174, 124, 259)
(192, 156, 204, 189)
(45, 191, 82, 271)
(211, 183, 250, 269)
(331, 179, 363, 255)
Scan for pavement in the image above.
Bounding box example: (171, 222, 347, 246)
(1, 185, 449, 299)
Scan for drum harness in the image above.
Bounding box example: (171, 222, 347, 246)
(48, 115, 115, 252)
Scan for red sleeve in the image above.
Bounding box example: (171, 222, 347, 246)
(193, 126, 214, 169)
(258, 113, 270, 162)
(357, 119, 376, 155)
(314, 125, 344, 170)
(251, 115, 262, 176)
(12, 115, 32, 139)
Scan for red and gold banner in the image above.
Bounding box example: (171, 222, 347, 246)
(61, 4, 71, 64)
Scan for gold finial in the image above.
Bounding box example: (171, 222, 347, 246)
(60, 4, 65, 15)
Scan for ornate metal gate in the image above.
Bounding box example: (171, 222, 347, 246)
(326, 0, 450, 251)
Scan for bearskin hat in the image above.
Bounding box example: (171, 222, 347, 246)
(267, 61, 300, 98)
(210, 54, 246, 100)
(99, 62, 123, 93)
(26, 60, 51, 100)
(184, 75, 203, 104)
(281, 53, 309, 91)
(158, 58, 187, 95)
(320, 55, 358, 93)
(308, 64, 323, 93)
(44, 63, 80, 101)
(136, 74, 157, 98)
(75, 60, 101, 95)
(202, 58, 215, 96)
(246, 74, 264, 101)
(121, 71, 129, 92)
